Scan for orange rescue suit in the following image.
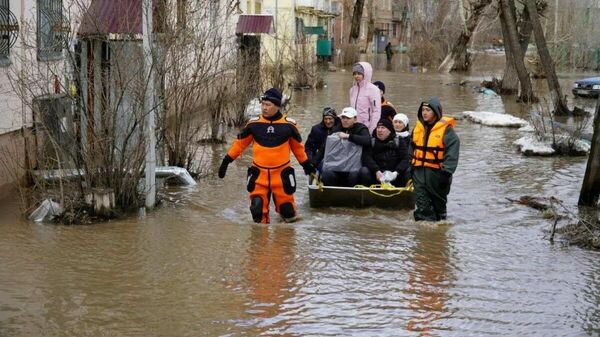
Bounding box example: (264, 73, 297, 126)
(411, 117, 455, 169)
(227, 111, 308, 224)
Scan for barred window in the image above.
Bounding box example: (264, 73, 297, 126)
(1, 0, 19, 66)
(37, 0, 64, 61)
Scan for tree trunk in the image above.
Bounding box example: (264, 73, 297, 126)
(349, 0, 365, 44)
(365, 0, 374, 53)
(500, 4, 533, 94)
(579, 96, 600, 206)
(499, 0, 535, 102)
(438, 0, 492, 73)
(525, 0, 571, 115)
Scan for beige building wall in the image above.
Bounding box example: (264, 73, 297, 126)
(249, 0, 332, 87)
(0, 0, 81, 195)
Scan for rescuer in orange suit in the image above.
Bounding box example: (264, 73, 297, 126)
(218, 88, 316, 224)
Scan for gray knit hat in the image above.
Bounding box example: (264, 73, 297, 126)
(352, 63, 364, 74)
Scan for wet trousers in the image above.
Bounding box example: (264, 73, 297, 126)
(246, 164, 297, 224)
(412, 167, 452, 221)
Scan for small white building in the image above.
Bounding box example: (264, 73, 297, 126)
(0, 0, 78, 196)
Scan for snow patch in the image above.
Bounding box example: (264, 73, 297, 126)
(518, 124, 535, 132)
(514, 134, 591, 156)
(463, 111, 529, 128)
(514, 135, 555, 156)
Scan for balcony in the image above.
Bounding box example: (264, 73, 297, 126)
(296, 0, 315, 7)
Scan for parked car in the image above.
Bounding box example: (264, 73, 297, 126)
(572, 77, 600, 98)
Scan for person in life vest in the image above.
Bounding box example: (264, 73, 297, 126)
(218, 88, 316, 224)
(410, 97, 460, 221)
(349, 62, 381, 134)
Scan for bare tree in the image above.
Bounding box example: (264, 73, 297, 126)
(438, 0, 493, 72)
(499, 0, 535, 102)
(499, 2, 533, 93)
(365, 0, 375, 53)
(349, 0, 365, 43)
(579, 96, 600, 206)
(1, 0, 249, 220)
(524, 0, 570, 115)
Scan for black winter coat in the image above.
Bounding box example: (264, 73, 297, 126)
(364, 135, 409, 174)
(305, 119, 339, 166)
(334, 122, 371, 146)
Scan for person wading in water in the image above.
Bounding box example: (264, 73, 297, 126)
(218, 88, 316, 224)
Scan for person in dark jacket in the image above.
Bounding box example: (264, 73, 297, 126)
(385, 42, 393, 63)
(373, 80, 395, 109)
(304, 107, 340, 170)
(320, 107, 371, 187)
(410, 97, 460, 221)
(359, 118, 409, 187)
(381, 105, 397, 123)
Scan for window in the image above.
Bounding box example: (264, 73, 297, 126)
(37, 0, 65, 61)
(0, 0, 19, 66)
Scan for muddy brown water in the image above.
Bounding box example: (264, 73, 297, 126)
(1, 56, 600, 336)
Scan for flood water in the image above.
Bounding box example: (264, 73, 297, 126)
(1, 56, 600, 336)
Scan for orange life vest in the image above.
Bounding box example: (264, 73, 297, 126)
(411, 117, 455, 169)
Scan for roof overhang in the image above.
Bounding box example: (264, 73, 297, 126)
(236, 14, 273, 35)
(304, 26, 325, 35)
(78, 0, 143, 39)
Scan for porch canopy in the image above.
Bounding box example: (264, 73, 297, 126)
(236, 14, 273, 35)
(304, 26, 325, 35)
(78, 0, 143, 38)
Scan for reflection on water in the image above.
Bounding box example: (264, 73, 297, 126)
(1, 56, 600, 336)
(405, 225, 452, 336)
(243, 225, 297, 334)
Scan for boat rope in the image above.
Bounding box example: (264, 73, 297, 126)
(353, 180, 414, 198)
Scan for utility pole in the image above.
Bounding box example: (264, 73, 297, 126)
(143, 0, 156, 209)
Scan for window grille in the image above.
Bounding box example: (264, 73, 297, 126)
(0, 0, 19, 66)
(37, 0, 66, 61)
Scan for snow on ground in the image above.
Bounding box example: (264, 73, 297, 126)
(463, 111, 530, 128)
(518, 124, 535, 132)
(514, 135, 555, 156)
(514, 134, 591, 156)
